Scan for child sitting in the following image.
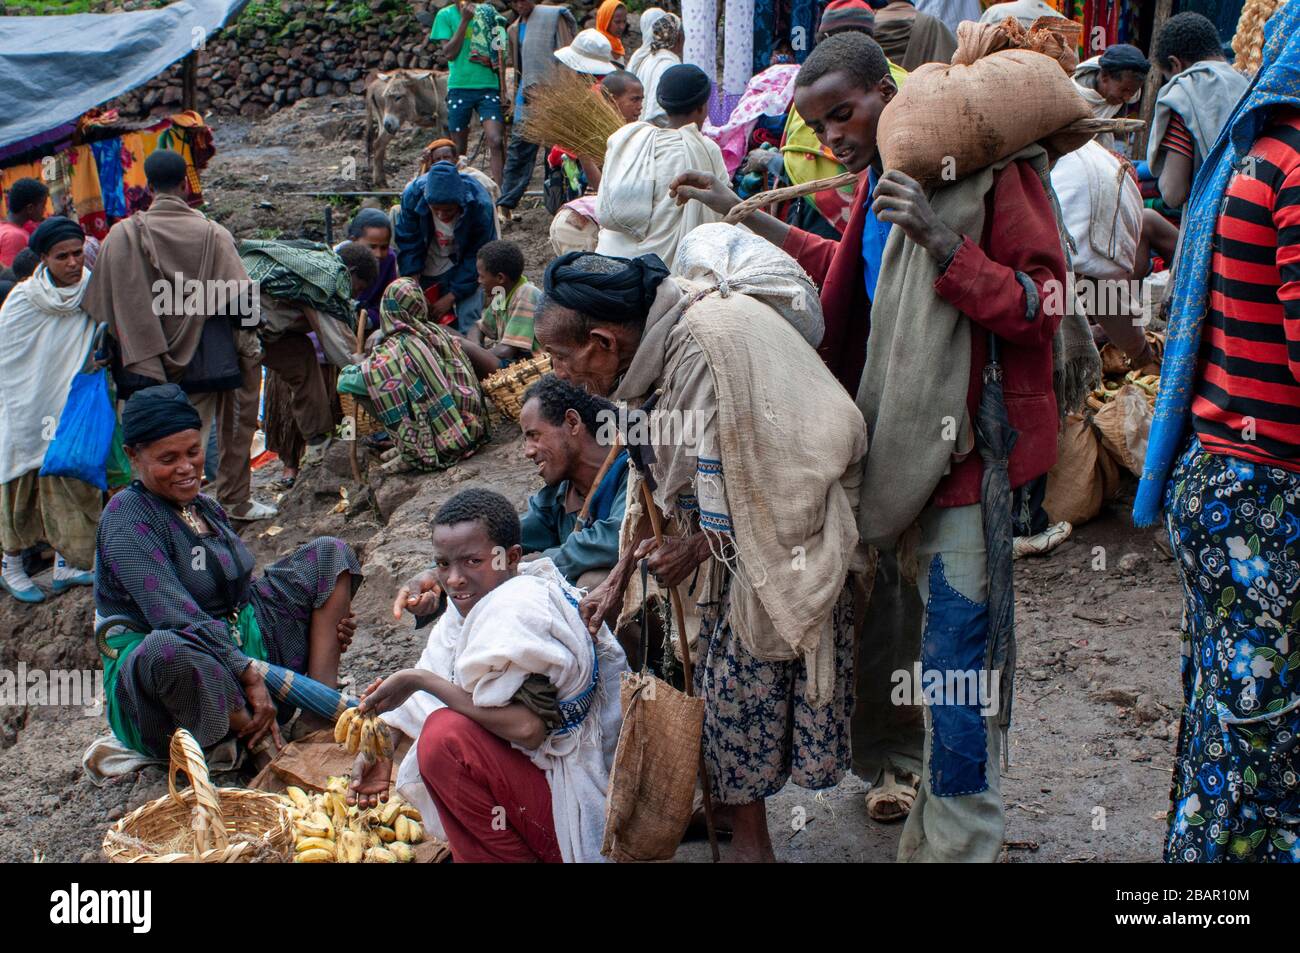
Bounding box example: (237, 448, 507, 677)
(353, 488, 627, 863)
(463, 240, 546, 377)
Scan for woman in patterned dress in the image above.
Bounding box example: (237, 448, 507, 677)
(94, 384, 363, 759)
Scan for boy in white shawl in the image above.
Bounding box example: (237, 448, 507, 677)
(351, 488, 626, 862)
(596, 63, 728, 270)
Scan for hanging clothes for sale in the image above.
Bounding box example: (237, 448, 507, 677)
(68, 145, 107, 239)
(90, 137, 127, 220)
(723, 0, 754, 97)
(791, 0, 818, 62)
(120, 132, 151, 214)
(753, 0, 778, 72)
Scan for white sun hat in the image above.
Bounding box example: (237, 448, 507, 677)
(554, 28, 617, 76)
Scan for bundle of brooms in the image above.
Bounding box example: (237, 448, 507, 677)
(519, 69, 626, 166)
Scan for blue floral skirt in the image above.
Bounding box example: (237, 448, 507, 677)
(1163, 434, 1300, 862)
(693, 571, 855, 805)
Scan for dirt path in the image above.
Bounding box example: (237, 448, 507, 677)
(0, 97, 1185, 862)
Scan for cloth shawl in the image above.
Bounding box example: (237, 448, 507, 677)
(1135, 5, 1300, 527)
(614, 225, 865, 705)
(0, 266, 96, 483)
(1146, 60, 1251, 180)
(626, 7, 667, 76)
(634, 47, 682, 124)
(83, 195, 250, 383)
(517, 4, 576, 121)
(380, 558, 627, 863)
(860, 144, 1096, 546)
(237, 239, 357, 330)
(595, 121, 729, 269)
(874, 9, 958, 72)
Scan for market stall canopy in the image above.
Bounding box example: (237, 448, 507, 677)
(0, 0, 248, 150)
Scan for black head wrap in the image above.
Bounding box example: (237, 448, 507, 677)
(656, 63, 712, 114)
(122, 384, 202, 447)
(28, 215, 85, 257)
(1099, 44, 1150, 75)
(543, 252, 669, 325)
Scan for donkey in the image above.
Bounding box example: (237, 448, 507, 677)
(365, 69, 449, 188)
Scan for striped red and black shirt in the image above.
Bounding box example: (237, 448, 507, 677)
(1192, 107, 1300, 471)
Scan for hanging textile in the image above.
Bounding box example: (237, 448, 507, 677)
(723, 0, 755, 97)
(90, 137, 127, 219)
(791, 0, 818, 62)
(0, 161, 43, 219)
(120, 132, 151, 214)
(754, 0, 778, 72)
(68, 144, 107, 239)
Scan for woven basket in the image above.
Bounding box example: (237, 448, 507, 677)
(481, 352, 552, 421)
(339, 393, 384, 440)
(102, 730, 293, 863)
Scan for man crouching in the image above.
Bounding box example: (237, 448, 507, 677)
(352, 488, 627, 862)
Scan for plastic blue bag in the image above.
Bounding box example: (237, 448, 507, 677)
(39, 367, 116, 491)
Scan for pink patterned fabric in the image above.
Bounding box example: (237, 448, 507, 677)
(703, 65, 800, 174)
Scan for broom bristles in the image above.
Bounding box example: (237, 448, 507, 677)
(519, 70, 626, 166)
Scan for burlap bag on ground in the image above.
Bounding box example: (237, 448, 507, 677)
(601, 672, 704, 863)
(1044, 413, 1108, 526)
(877, 30, 1092, 186)
(1093, 384, 1153, 477)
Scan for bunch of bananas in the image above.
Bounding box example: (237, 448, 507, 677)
(284, 776, 424, 863)
(334, 706, 393, 764)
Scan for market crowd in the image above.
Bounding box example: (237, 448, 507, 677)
(0, 0, 1296, 865)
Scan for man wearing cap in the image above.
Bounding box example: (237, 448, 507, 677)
(553, 27, 618, 79)
(979, 0, 1066, 28)
(595, 63, 728, 269)
(1073, 43, 1150, 151)
(498, 0, 578, 220)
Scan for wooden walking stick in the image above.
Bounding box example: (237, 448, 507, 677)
(639, 479, 721, 863)
(571, 440, 624, 534)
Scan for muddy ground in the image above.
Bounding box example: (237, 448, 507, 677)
(0, 96, 1183, 863)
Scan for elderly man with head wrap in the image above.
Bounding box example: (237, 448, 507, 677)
(535, 227, 868, 862)
(0, 216, 102, 604)
(94, 384, 363, 760)
(595, 63, 729, 270)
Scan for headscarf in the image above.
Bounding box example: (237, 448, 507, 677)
(816, 0, 876, 39)
(543, 251, 668, 323)
(422, 160, 467, 207)
(595, 0, 626, 59)
(122, 383, 202, 447)
(1135, 0, 1300, 526)
(28, 215, 84, 257)
(627, 7, 666, 74)
(650, 12, 681, 52)
(656, 62, 711, 114)
(378, 277, 436, 339)
(347, 208, 393, 239)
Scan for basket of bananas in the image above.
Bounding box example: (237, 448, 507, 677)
(102, 729, 294, 863)
(283, 777, 429, 863)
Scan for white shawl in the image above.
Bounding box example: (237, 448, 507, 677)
(381, 558, 626, 863)
(596, 121, 728, 270)
(626, 7, 667, 78)
(634, 48, 680, 124)
(0, 267, 97, 484)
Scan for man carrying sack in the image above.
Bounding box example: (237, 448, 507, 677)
(671, 28, 1093, 861)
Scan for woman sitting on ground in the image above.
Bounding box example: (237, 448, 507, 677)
(94, 384, 363, 759)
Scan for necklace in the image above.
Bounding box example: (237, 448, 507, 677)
(178, 504, 205, 535)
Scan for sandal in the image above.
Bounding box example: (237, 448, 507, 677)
(865, 769, 918, 823)
(271, 474, 297, 491)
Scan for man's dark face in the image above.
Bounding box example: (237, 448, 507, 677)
(792, 69, 895, 174)
(520, 397, 582, 487)
(509, 0, 535, 17)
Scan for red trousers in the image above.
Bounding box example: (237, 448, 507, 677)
(417, 708, 562, 863)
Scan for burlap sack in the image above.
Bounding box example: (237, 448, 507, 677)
(1093, 384, 1154, 477)
(601, 671, 704, 863)
(877, 28, 1092, 186)
(1044, 413, 1105, 526)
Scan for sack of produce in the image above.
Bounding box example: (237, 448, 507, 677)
(877, 21, 1093, 186)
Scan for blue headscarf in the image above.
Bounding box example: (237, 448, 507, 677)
(1134, 1, 1300, 526)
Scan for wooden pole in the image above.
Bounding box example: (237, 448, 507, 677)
(1136, 0, 1175, 158)
(638, 480, 721, 863)
(571, 441, 623, 534)
(182, 51, 198, 112)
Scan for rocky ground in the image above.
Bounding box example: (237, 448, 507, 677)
(0, 96, 1184, 863)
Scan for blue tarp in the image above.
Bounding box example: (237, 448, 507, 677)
(0, 0, 249, 150)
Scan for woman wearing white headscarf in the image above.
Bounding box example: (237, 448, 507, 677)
(634, 11, 683, 124)
(626, 6, 666, 76)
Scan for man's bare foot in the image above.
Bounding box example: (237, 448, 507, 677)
(725, 799, 776, 862)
